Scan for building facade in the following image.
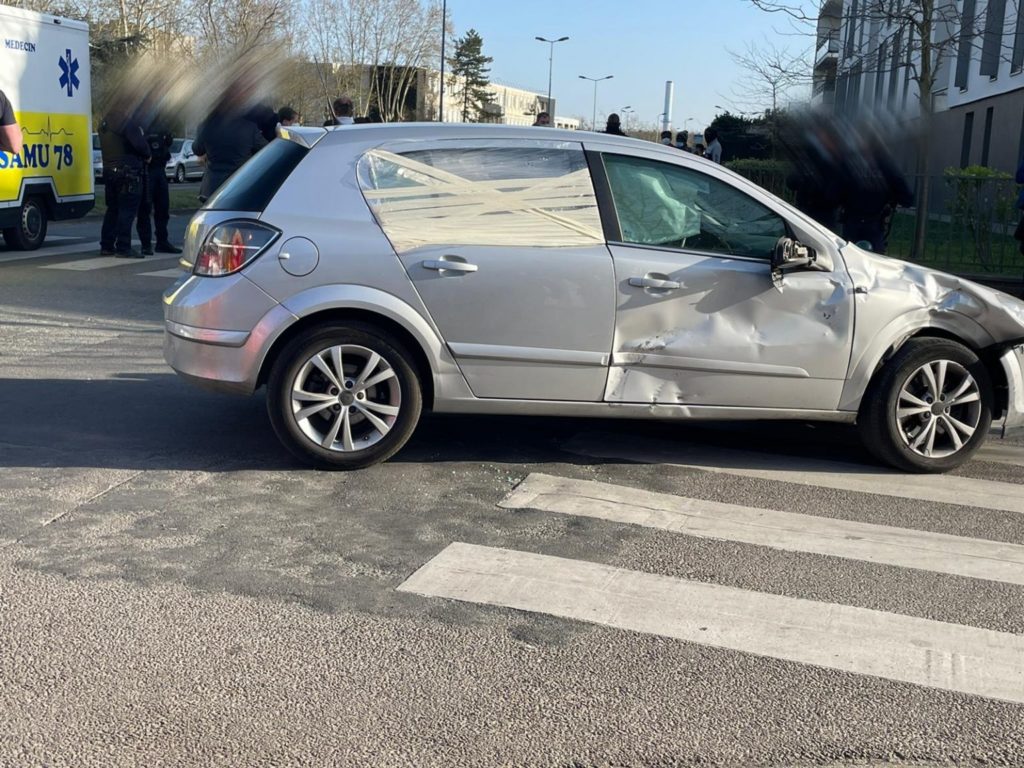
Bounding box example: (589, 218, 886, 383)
(814, 0, 1024, 175)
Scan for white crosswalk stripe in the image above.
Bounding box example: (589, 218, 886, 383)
(138, 268, 185, 278)
(398, 543, 1024, 705)
(564, 432, 1024, 515)
(975, 440, 1024, 467)
(40, 255, 179, 272)
(500, 473, 1024, 585)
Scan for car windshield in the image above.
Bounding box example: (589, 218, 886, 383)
(171, 139, 184, 153)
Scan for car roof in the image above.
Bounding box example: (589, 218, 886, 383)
(283, 122, 649, 151)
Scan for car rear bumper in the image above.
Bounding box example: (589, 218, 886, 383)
(163, 305, 297, 395)
(1000, 345, 1024, 431)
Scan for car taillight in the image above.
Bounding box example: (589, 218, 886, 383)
(194, 221, 279, 277)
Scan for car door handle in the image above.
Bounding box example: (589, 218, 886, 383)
(629, 275, 680, 290)
(423, 258, 478, 273)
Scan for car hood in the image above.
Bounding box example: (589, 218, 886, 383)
(840, 244, 1024, 349)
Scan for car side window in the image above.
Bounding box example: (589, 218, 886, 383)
(602, 154, 786, 260)
(358, 146, 604, 253)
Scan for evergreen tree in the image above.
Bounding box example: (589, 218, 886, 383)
(448, 29, 493, 123)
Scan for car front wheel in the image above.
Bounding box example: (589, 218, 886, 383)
(267, 324, 422, 470)
(858, 338, 992, 472)
(175, 165, 186, 183)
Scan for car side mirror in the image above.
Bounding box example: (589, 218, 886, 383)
(771, 236, 816, 287)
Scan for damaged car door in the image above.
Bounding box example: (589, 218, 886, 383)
(597, 152, 854, 410)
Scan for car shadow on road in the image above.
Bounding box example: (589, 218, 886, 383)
(0, 374, 878, 472)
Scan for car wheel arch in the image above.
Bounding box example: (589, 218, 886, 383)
(256, 307, 436, 408)
(849, 323, 1009, 420)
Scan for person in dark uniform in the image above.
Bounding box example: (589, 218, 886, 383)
(136, 121, 181, 255)
(99, 104, 151, 258)
(193, 103, 266, 202)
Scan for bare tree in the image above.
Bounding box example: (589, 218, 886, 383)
(746, 0, 1022, 259)
(727, 41, 813, 113)
(304, 0, 443, 121)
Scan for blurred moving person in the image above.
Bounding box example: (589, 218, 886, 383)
(193, 99, 267, 202)
(1015, 158, 1024, 256)
(532, 111, 551, 126)
(840, 125, 913, 254)
(783, 114, 844, 233)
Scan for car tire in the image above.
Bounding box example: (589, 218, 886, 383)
(858, 338, 992, 473)
(175, 165, 186, 183)
(267, 323, 423, 470)
(2, 196, 47, 251)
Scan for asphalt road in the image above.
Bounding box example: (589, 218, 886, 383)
(1, 215, 1023, 767)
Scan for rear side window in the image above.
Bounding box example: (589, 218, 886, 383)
(204, 139, 308, 212)
(171, 139, 184, 153)
(357, 145, 604, 252)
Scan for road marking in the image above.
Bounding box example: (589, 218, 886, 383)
(138, 268, 184, 278)
(398, 543, 1024, 705)
(564, 432, 1024, 515)
(0, 242, 97, 263)
(976, 441, 1024, 467)
(41, 255, 178, 271)
(41, 256, 140, 271)
(501, 473, 1024, 585)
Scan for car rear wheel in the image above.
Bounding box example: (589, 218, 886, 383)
(175, 165, 186, 183)
(267, 324, 422, 470)
(858, 338, 992, 472)
(2, 196, 48, 250)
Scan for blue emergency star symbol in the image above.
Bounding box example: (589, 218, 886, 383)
(58, 49, 80, 97)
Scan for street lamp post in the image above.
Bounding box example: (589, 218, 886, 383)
(621, 106, 634, 132)
(535, 36, 569, 117)
(579, 74, 613, 131)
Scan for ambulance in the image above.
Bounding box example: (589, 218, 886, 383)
(0, 5, 93, 250)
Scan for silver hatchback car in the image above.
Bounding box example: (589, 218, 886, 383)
(163, 123, 1024, 472)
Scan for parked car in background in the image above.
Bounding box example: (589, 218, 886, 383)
(162, 124, 1024, 473)
(92, 132, 103, 181)
(165, 138, 203, 183)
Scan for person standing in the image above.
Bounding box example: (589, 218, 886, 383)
(532, 111, 551, 126)
(136, 120, 180, 255)
(99, 103, 151, 258)
(704, 128, 723, 163)
(278, 106, 300, 127)
(323, 96, 355, 126)
(192, 103, 266, 202)
(0, 89, 23, 155)
(604, 114, 626, 136)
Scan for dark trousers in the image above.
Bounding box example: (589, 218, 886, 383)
(137, 167, 170, 247)
(100, 166, 143, 253)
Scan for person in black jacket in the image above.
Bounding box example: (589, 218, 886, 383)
(604, 114, 627, 136)
(193, 102, 266, 202)
(99, 102, 151, 258)
(136, 120, 181, 255)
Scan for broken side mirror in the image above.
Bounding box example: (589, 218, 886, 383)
(771, 236, 816, 286)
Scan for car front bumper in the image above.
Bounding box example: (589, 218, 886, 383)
(1000, 345, 1024, 431)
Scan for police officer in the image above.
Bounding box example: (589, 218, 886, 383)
(99, 104, 151, 258)
(136, 121, 181, 255)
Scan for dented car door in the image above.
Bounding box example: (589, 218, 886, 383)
(597, 151, 855, 410)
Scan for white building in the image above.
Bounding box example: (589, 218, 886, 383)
(814, 0, 1024, 174)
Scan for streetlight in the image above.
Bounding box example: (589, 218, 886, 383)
(579, 74, 613, 131)
(621, 106, 635, 132)
(535, 36, 569, 117)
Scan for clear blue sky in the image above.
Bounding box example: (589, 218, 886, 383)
(446, 0, 815, 130)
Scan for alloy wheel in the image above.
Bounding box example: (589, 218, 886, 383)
(289, 344, 401, 453)
(895, 359, 982, 459)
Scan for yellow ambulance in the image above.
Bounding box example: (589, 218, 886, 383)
(0, 5, 94, 250)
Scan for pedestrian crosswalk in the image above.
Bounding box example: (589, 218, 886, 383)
(23, 252, 183, 277)
(398, 434, 1024, 707)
